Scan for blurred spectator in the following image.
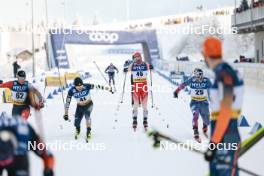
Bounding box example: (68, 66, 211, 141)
(241, 0, 250, 11)
(12, 60, 21, 78)
(176, 56, 189, 61)
(239, 55, 255, 63)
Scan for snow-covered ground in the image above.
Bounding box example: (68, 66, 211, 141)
(1, 63, 263, 176)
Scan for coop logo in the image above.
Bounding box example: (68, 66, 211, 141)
(88, 32, 119, 43)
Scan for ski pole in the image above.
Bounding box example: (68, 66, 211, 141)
(93, 61, 114, 93)
(147, 130, 261, 176)
(149, 69, 154, 108)
(93, 61, 109, 85)
(120, 72, 127, 103)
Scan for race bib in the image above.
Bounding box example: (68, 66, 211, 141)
(11, 91, 28, 103)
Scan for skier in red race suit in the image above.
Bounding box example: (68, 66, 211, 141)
(0, 70, 44, 120)
(124, 52, 153, 131)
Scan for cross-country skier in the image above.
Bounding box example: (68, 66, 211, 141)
(202, 36, 243, 176)
(0, 115, 54, 176)
(0, 70, 44, 120)
(63, 77, 112, 142)
(105, 63, 119, 90)
(124, 52, 153, 131)
(173, 68, 212, 142)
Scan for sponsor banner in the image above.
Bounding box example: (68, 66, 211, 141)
(45, 76, 66, 87)
(49, 29, 160, 68)
(65, 72, 80, 80)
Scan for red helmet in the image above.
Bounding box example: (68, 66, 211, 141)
(132, 52, 142, 59)
(132, 52, 142, 63)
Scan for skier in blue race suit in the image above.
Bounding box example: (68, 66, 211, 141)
(173, 68, 212, 141)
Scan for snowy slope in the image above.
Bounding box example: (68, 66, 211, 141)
(1, 64, 262, 176)
(157, 15, 254, 62)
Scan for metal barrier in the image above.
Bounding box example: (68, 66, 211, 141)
(154, 60, 264, 89)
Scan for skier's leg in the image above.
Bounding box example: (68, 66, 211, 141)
(141, 91, 149, 129)
(190, 100, 200, 139)
(112, 73, 115, 85)
(200, 101, 210, 134)
(21, 107, 30, 120)
(7, 155, 29, 176)
(132, 92, 140, 129)
(74, 106, 84, 139)
(12, 105, 30, 120)
(108, 74, 112, 86)
(84, 104, 93, 138)
(12, 105, 23, 118)
(131, 75, 134, 105)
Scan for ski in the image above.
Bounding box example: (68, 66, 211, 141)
(239, 127, 264, 157)
(147, 129, 262, 176)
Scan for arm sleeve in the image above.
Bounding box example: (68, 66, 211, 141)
(65, 89, 73, 110)
(0, 81, 14, 89)
(105, 66, 109, 73)
(211, 70, 234, 143)
(175, 78, 191, 93)
(115, 66, 119, 73)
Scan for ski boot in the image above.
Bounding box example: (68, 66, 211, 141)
(75, 127, 80, 140)
(132, 117, 137, 131)
(193, 128, 201, 143)
(86, 128, 92, 143)
(202, 124, 208, 138)
(143, 117, 148, 131)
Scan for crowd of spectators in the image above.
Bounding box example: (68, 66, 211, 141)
(235, 0, 264, 13)
(234, 55, 256, 63)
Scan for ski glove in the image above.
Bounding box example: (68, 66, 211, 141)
(63, 114, 69, 121)
(149, 64, 154, 70)
(0, 80, 3, 84)
(43, 152, 54, 176)
(36, 100, 45, 110)
(204, 143, 217, 161)
(123, 68, 128, 73)
(173, 91, 178, 98)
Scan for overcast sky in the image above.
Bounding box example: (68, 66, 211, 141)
(0, 0, 235, 25)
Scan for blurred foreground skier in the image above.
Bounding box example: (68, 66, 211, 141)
(0, 115, 54, 176)
(202, 36, 243, 176)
